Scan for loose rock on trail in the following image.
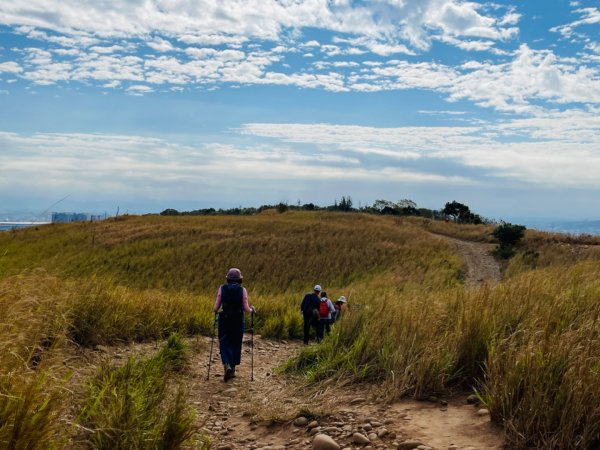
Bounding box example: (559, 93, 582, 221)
(179, 332, 504, 450)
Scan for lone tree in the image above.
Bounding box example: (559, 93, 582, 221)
(442, 201, 483, 224)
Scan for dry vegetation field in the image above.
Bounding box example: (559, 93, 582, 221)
(1, 211, 600, 449)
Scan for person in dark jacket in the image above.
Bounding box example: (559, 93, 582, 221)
(300, 284, 322, 344)
(214, 268, 255, 381)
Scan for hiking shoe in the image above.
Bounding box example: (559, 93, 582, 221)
(231, 366, 236, 378)
(224, 364, 234, 381)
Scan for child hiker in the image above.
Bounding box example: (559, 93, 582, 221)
(214, 268, 255, 382)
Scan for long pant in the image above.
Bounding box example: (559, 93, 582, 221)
(316, 318, 331, 341)
(303, 314, 318, 344)
(218, 313, 244, 367)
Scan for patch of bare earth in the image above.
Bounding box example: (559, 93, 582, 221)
(434, 235, 502, 288)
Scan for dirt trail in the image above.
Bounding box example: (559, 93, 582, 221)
(92, 237, 505, 449)
(434, 235, 502, 288)
(177, 331, 504, 450)
(186, 236, 504, 449)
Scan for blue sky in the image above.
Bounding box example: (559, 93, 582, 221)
(0, 0, 599, 221)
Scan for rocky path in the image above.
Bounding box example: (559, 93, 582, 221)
(180, 334, 504, 450)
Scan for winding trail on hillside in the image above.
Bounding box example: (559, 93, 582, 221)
(186, 235, 504, 449)
(92, 236, 506, 449)
(433, 234, 502, 288)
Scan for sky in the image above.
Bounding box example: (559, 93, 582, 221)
(0, 0, 599, 222)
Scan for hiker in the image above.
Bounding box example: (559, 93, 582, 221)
(214, 268, 255, 382)
(317, 291, 335, 341)
(332, 295, 348, 322)
(300, 284, 322, 344)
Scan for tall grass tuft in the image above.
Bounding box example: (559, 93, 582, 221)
(286, 261, 600, 448)
(0, 372, 66, 450)
(0, 271, 70, 449)
(77, 337, 199, 450)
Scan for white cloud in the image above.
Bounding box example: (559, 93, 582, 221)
(239, 111, 600, 187)
(551, 7, 600, 38)
(126, 84, 153, 95)
(0, 130, 465, 203)
(146, 38, 175, 53)
(89, 45, 131, 54)
(0, 61, 23, 73)
(448, 45, 600, 112)
(0, 1, 517, 53)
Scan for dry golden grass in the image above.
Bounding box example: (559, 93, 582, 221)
(2, 211, 599, 449)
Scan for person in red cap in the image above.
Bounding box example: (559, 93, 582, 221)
(214, 268, 255, 381)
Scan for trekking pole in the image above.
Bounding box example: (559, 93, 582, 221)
(251, 310, 255, 381)
(206, 313, 218, 381)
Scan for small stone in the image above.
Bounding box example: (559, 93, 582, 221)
(217, 445, 234, 450)
(370, 421, 382, 427)
(466, 394, 479, 404)
(440, 400, 448, 406)
(384, 419, 395, 425)
(351, 397, 366, 405)
(377, 428, 389, 438)
(417, 446, 433, 450)
(309, 427, 321, 436)
(294, 417, 309, 427)
(222, 388, 238, 395)
(95, 345, 110, 353)
(352, 433, 371, 445)
(447, 446, 459, 450)
(477, 408, 490, 416)
(308, 420, 319, 429)
(288, 439, 300, 445)
(362, 424, 373, 432)
(313, 433, 340, 450)
(397, 440, 423, 449)
(322, 426, 340, 433)
(342, 425, 353, 432)
(368, 433, 378, 441)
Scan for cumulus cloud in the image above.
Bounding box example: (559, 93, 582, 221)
(0, 0, 517, 52)
(0, 2, 597, 111)
(447, 45, 600, 111)
(0, 61, 23, 73)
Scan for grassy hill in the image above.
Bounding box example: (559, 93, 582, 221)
(0, 212, 463, 294)
(2, 211, 600, 449)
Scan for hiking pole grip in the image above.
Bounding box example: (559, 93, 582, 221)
(206, 312, 218, 381)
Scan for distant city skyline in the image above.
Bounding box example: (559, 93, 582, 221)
(0, 0, 599, 221)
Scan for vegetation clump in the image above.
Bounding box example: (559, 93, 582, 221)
(78, 335, 199, 449)
(493, 222, 526, 259)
